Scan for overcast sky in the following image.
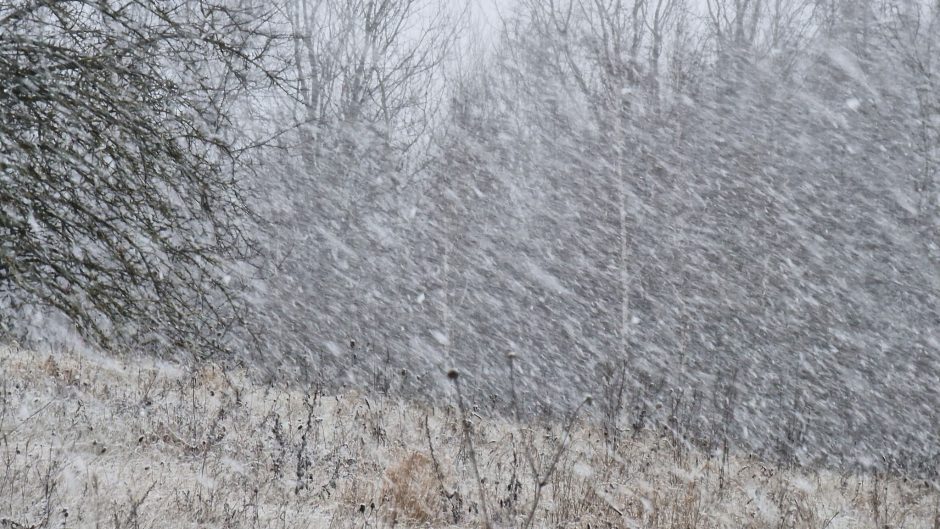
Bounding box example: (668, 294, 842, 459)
(469, 0, 515, 39)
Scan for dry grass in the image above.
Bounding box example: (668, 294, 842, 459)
(1, 344, 938, 528)
(383, 452, 441, 524)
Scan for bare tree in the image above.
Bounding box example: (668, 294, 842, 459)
(285, 0, 461, 163)
(0, 0, 280, 354)
(877, 0, 940, 253)
(236, 0, 467, 379)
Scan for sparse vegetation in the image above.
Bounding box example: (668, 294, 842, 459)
(2, 344, 938, 528)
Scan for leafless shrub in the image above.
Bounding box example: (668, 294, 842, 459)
(0, 0, 286, 356)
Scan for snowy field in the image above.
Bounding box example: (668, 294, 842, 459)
(2, 344, 938, 528)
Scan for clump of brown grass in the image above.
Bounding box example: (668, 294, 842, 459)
(383, 452, 441, 524)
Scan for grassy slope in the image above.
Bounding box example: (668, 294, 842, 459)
(1, 344, 938, 528)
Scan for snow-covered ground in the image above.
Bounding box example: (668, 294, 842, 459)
(1, 344, 937, 528)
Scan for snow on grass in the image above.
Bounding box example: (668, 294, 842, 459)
(1, 344, 938, 528)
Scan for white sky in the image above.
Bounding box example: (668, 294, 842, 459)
(468, 0, 517, 39)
